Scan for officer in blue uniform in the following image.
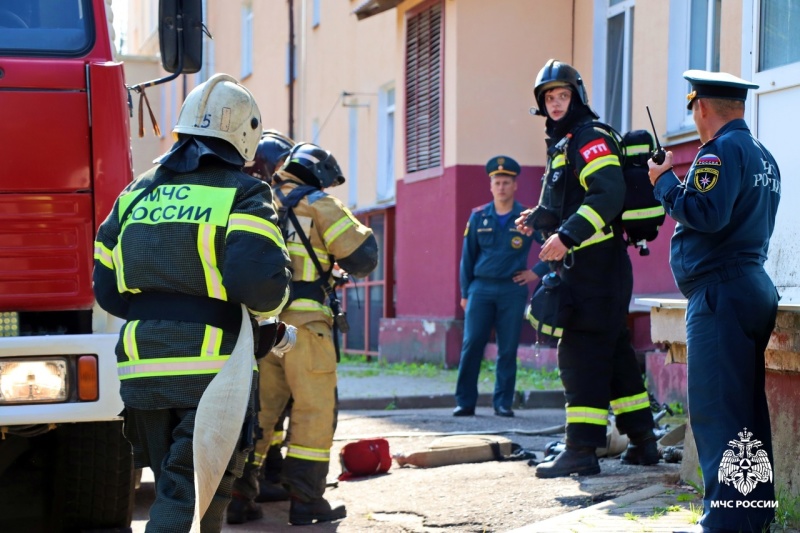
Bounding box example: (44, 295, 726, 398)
(454, 156, 544, 418)
(649, 70, 781, 533)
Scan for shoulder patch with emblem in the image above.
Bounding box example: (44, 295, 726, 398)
(693, 167, 719, 192)
(579, 138, 612, 164)
(697, 154, 721, 166)
(511, 235, 523, 249)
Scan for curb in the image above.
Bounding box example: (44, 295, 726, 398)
(338, 389, 564, 411)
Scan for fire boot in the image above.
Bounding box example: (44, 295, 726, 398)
(620, 432, 660, 465)
(257, 480, 290, 502)
(289, 497, 347, 526)
(534, 445, 600, 478)
(255, 443, 290, 502)
(226, 494, 263, 525)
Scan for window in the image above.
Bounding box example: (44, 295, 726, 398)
(666, 0, 721, 134)
(377, 85, 396, 202)
(405, 2, 442, 176)
(241, 4, 253, 78)
(758, 0, 800, 71)
(342, 210, 395, 358)
(348, 107, 359, 207)
(312, 0, 321, 27)
(285, 43, 297, 86)
(311, 119, 320, 144)
(604, 0, 634, 132)
(0, 0, 94, 57)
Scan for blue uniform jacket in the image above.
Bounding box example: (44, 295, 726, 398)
(460, 201, 538, 298)
(653, 118, 781, 295)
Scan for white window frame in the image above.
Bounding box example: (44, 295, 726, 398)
(376, 84, 396, 202)
(666, 0, 721, 136)
(196, 0, 213, 83)
(592, 0, 634, 132)
(348, 107, 359, 207)
(241, 4, 253, 79)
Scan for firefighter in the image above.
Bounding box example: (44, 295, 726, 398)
(228, 142, 378, 526)
(93, 73, 291, 532)
(517, 60, 658, 478)
(228, 130, 298, 524)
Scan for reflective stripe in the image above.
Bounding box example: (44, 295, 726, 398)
(573, 228, 615, 250)
(526, 314, 563, 338)
(287, 242, 331, 282)
(552, 154, 566, 168)
(286, 298, 333, 317)
(255, 285, 290, 319)
(117, 356, 230, 379)
(94, 242, 114, 270)
(198, 224, 227, 300)
(625, 143, 650, 156)
(323, 215, 355, 246)
(227, 213, 286, 249)
(566, 406, 608, 426)
(201, 324, 223, 357)
(622, 206, 665, 221)
(576, 205, 605, 232)
(579, 155, 620, 189)
(286, 444, 330, 462)
(271, 430, 286, 446)
(611, 392, 651, 415)
(112, 242, 133, 294)
(249, 452, 264, 467)
(123, 321, 140, 361)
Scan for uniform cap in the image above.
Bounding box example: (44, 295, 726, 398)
(684, 70, 759, 110)
(485, 155, 520, 178)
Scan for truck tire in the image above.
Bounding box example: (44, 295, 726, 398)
(51, 421, 135, 532)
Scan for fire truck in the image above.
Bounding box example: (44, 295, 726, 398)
(0, 0, 201, 529)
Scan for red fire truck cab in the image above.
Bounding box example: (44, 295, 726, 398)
(0, 0, 201, 529)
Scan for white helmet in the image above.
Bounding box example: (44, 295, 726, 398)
(173, 73, 262, 161)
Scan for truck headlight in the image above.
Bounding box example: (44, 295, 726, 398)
(0, 359, 68, 403)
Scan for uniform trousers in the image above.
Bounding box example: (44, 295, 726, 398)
(456, 278, 528, 411)
(124, 405, 251, 533)
(685, 264, 777, 532)
(257, 319, 338, 501)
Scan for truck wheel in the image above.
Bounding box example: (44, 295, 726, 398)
(52, 421, 134, 531)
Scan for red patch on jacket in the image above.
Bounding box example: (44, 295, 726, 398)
(579, 139, 611, 163)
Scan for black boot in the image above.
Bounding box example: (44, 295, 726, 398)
(226, 495, 263, 524)
(620, 432, 660, 465)
(289, 497, 347, 526)
(256, 480, 290, 502)
(535, 446, 600, 478)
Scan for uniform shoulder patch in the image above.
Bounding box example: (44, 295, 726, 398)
(693, 167, 719, 192)
(578, 137, 612, 164)
(697, 154, 722, 166)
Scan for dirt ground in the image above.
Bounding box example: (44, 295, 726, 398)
(133, 406, 685, 532)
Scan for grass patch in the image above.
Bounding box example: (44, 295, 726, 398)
(775, 485, 800, 530)
(339, 356, 563, 391)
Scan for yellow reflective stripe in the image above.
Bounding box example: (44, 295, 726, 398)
(526, 314, 563, 338)
(94, 242, 114, 270)
(271, 430, 286, 446)
(123, 320, 140, 361)
(117, 355, 230, 379)
(257, 285, 290, 319)
(323, 215, 355, 246)
(625, 144, 650, 156)
(622, 206, 665, 221)
(611, 392, 651, 415)
(552, 154, 566, 168)
(227, 213, 286, 249)
(286, 298, 333, 317)
(200, 324, 223, 357)
(566, 406, 608, 426)
(112, 242, 130, 293)
(573, 228, 615, 250)
(248, 453, 263, 467)
(287, 242, 331, 282)
(579, 155, 620, 189)
(118, 184, 235, 227)
(198, 224, 227, 300)
(576, 205, 605, 232)
(286, 444, 330, 462)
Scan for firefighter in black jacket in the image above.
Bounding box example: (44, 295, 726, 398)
(93, 74, 291, 531)
(518, 60, 657, 478)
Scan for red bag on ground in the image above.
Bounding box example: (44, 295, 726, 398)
(338, 438, 392, 481)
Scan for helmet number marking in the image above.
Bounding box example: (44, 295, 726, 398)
(199, 113, 212, 128)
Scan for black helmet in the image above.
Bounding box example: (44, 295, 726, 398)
(282, 142, 345, 189)
(532, 59, 596, 118)
(244, 130, 296, 182)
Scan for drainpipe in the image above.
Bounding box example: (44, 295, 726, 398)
(288, 0, 295, 139)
